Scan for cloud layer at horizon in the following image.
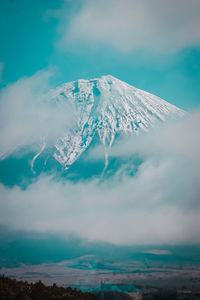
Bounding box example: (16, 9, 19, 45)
(0, 111, 200, 245)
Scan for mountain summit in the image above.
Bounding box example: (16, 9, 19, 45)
(46, 75, 184, 170)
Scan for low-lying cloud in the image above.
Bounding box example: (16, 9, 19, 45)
(0, 111, 200, 245)
(56, 0, 200, 52)
(0, 69, 74, 159)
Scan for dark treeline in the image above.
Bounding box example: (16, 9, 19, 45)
(1, 276, 200, 300)
(0, 276, 100, 300)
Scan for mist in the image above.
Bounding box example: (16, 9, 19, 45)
(0, 111, 199, 245)
(0, 69, 74, 159)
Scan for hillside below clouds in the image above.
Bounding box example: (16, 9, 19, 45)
(0, 75, 185, 183)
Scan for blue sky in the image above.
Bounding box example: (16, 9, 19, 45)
(0, 0, 200, 110)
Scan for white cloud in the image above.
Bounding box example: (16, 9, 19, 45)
(110, 111, 200, 164)
(57, 0, 200, 52)
(0, 69, 74, 159)
(0, 112, 200, 245)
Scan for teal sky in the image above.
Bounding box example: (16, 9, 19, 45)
(0, 0, 200, 111)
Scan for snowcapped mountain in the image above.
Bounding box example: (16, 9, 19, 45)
(44, 75, 184, 170)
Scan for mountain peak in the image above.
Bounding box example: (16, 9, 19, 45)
(79, 74, 129, 89)
(97, 74, 119, 81)
(49, 76, 185, 169)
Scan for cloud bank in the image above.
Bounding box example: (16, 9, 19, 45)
(0, 69, 74, 159)
(0, 111, 200, 245)
(57, 0, 200, 52)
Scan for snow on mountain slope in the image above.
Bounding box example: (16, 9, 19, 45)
(45, 75, 185, 170)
